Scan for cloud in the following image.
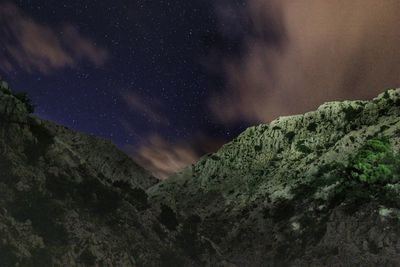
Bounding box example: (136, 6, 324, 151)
(0, 3, 108, 74)
(122, 92, 170, 125)
(211, 0, 400, 124)
(127, 134, 224, 179)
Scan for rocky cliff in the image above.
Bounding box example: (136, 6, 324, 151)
(148, 89, 400, 266)
(0, 81, 400, 266)
(0, 83, 167, 266)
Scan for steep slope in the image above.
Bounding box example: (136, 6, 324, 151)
(0, 84, 171, 266)
(1, 80, 400, 266)
(148, 89, 400, 266)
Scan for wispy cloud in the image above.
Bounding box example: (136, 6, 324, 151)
(128, 135, 199, 179)
(0, 3, 108, 74)
(211, 0, 400, 124)
(126, 134, 224, 179)
(122, 92, 170, 125)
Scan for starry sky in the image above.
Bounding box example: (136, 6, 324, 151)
(1, 0, 400, 178)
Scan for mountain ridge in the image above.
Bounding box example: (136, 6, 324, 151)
(147, 88, 400, 265)
(1, 81, 400, 266)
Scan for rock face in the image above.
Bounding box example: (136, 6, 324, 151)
(148, 89, 400, 266)
(0, 85, 166, 266)
(0, 82, 400, 266)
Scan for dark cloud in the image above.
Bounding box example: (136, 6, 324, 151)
(0, 3, 108, 74)
(210, 0, 400, 124)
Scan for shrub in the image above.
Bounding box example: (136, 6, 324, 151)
(307, 122, 318, 132)
(296, 140, 313, 154)
(383, 184, 400, 207)
(24, 121, 54, 163)
(210, 155, 220, 161)
(349, 137, 400, 184)
(113, 181, 149, 210)
(0, 245, 18, 266)
(178, 215, 203, 258)
(13, 92, 35, 113)
(285, 131, 296, 143)
(158, 204, 179, 231)
(159, 249, 184, 267)
(78, 178, 122, 215)
(343, 105, 363, 122)
(9, 191, 68, 245)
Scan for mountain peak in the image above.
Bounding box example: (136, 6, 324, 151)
(1, 87, 400, 265)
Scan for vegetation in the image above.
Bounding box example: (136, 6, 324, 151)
(307, 122, 318, 132)
(349, 137, 400, 184)
(178, 215, 203, 258)
(159, 204, 179, 231)
(0, 79, 35, 113)
(296, 140, 313, 154)
(293, 137, 400, 214)
(13, 92, 35, 113)
(9, 190, 68, 246)
(343, 105, 363, 122)
(285, 131, 296, 143)
(24, 121, 54, 163)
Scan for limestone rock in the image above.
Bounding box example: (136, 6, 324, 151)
(1, 84, 400, 266)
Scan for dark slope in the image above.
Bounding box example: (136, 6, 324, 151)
(1, 81, 400, 266)
(0, 84, 169, 266)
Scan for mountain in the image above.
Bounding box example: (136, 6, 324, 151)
(149, 89, 400, 266)
(1, 81, 400, 266)
(0, 83, 165, 266)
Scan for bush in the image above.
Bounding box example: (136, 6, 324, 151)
(158, 204, 179, 231)
(159, 249, 184, 267)
(78, 178, 122, 215)
(285, 131, 296, 143)
(113, 181, 149, 210)
(178, 215, 203, 258)
(24, 122, 54, 163)
(9, 191, 68, 245)
(343, 105, 363, 122)
(307, 122, 318, 132)
(296, 140, 313, 154)
(13, 92, 35, 113)
(350, 138, 400, 184)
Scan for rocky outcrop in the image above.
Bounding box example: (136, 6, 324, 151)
(148, 89, 400, 266)
(1, 81, 400, 266)
(0, 85, 168, 266)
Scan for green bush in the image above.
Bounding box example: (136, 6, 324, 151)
(350, 138, 400, 184)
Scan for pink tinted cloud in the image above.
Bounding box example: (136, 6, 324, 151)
(211, 0, 400, 124)
(125, 133, 225, 179)
(128, 135, 199, 179)
(0, 3, 108, 74)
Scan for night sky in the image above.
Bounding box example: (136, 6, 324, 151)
(1, 1, 400, 178)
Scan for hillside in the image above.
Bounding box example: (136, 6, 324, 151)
(0, 83, 167, 266)
(0, 81, 400, 266)
(148, 89, 400, 266)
